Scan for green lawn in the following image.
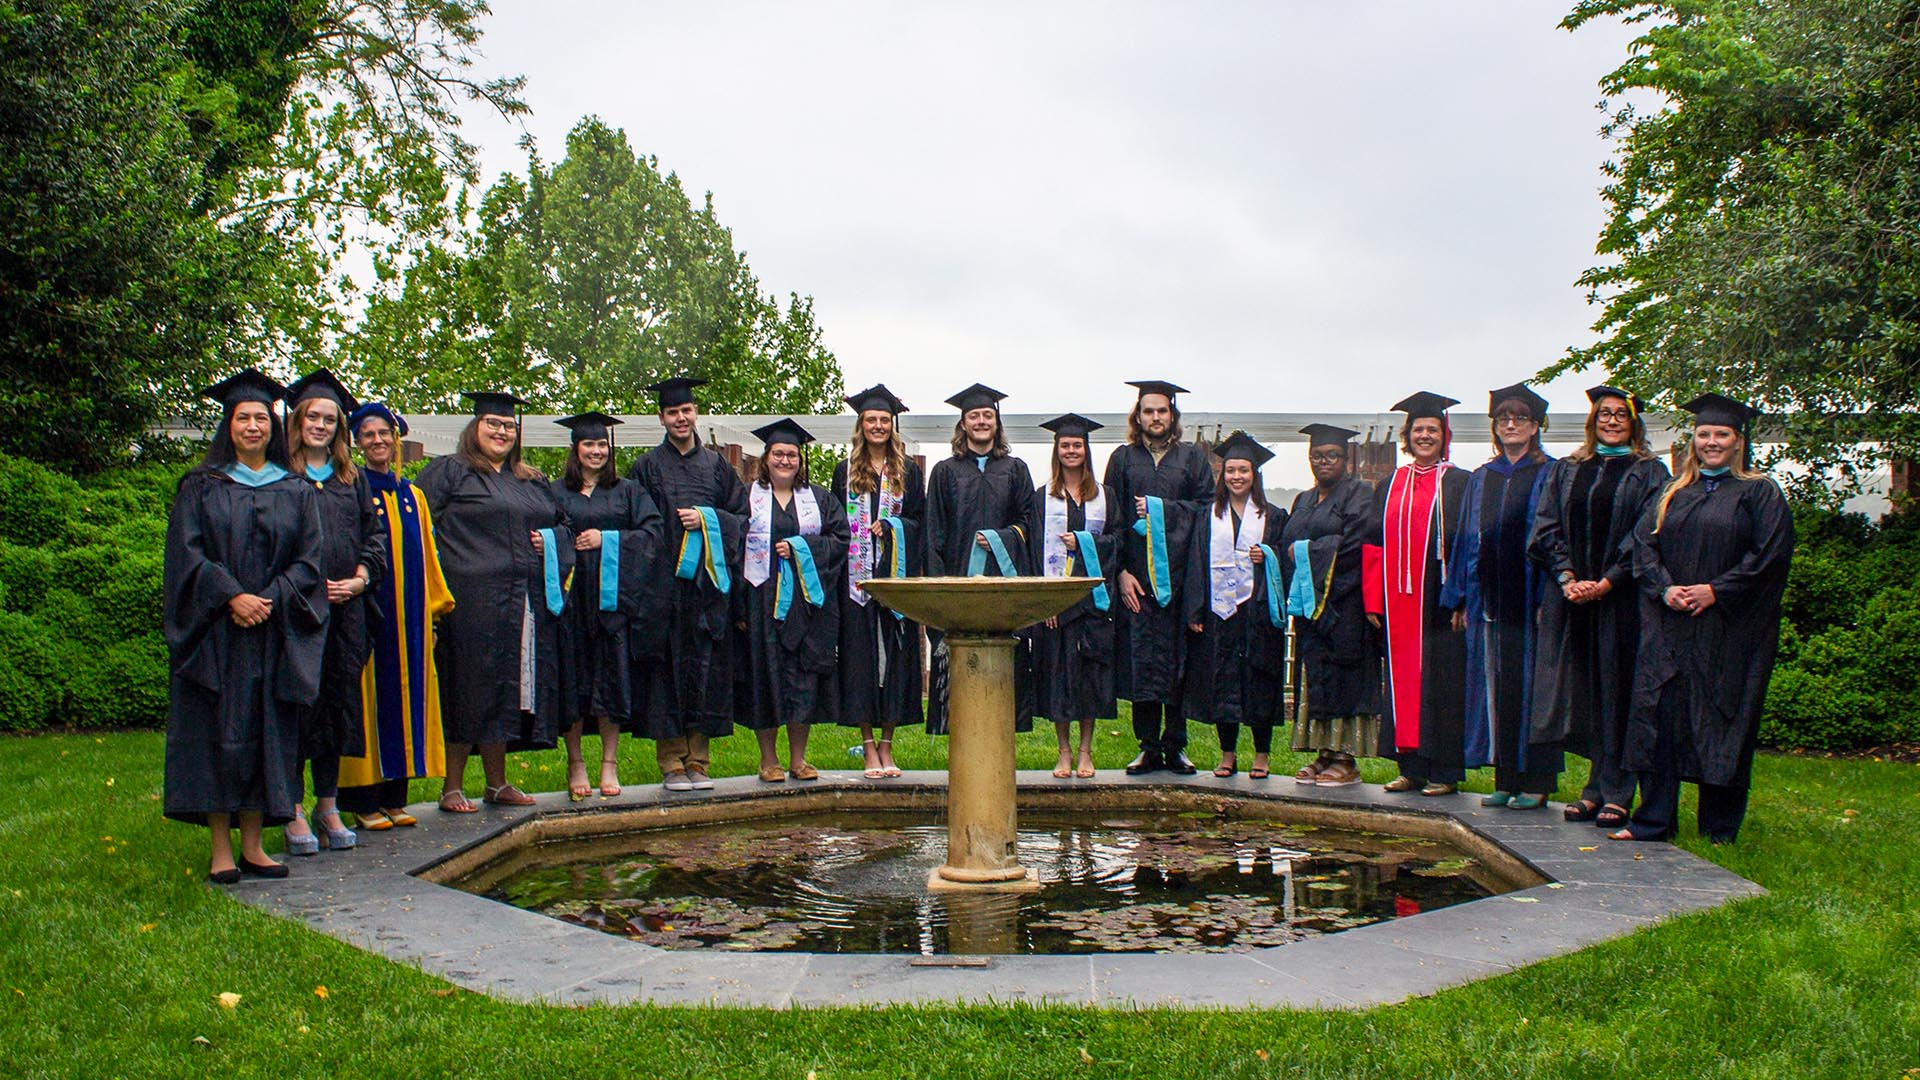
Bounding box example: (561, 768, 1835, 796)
(2, 723, 1915, 1080)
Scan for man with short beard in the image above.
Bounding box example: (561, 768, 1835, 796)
(1102, 380, 1213, 774)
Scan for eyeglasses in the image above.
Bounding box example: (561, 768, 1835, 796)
(1493, 415, 1536, 427)
(1594, 409, 1633, 422)
(1307, 451, 1345, 464)
(479, 417, 519, 433)
(766, 451, 802, 464)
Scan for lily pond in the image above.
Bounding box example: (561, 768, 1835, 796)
(457, 810, 1502, 955)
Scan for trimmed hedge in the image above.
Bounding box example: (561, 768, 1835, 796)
(0, 453, 176, 731)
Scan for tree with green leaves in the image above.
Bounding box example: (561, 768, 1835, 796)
(348, 116, 845, 417)
(1555, 0, 1920, 502)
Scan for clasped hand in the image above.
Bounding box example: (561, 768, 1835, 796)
(228, 593, 272, 627)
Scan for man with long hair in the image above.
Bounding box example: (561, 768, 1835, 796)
(627, 377, 746, 792)
(1102, 380, 1213, 775)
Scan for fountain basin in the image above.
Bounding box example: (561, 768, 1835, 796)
(860, 576, 1096, 633)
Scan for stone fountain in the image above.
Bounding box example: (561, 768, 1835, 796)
(859, 575, 1095, 892)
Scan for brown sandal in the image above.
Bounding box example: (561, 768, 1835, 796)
(438, 789, 478, 814)
(790, 762, 819, 781)
(482, 784, 536, 806)
(1383, 776, 1421, 793)
(758, 764, 787, 783)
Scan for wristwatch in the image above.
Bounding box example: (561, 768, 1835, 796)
(1557, 571, 1576, 585)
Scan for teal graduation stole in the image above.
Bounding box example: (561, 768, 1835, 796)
(775, 539, 826, 620)
(599, 530, 622, 612)
(966, 527, 1020, 577)
(223, 461, 288, 488)
(1282, 539, 1318, 623)
(879, 515, 907, 621)
(536, 528, 565, 615)
(1594, 443, 1632, 458)
(1068, 529, 1110, 612)
(1130, 496, 1173, 607)
(674, 506, 731, 592)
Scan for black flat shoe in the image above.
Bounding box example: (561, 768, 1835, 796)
(208, 867, 241, 885)
(239, 856, 289, 879)
(1124, 751, 1163, 775)
(1166, 752, 1198, 775)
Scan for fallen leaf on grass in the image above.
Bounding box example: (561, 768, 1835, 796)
(297, 1025, 310, 1034)
(313, 986, 328, 1000)
(192, 1036, 211, 1047)
(1079, 1047, 1096, 1064)
(139, 923, 157, 933)
(216, 992, 241, 1009)
(105, 778, 115, 787)
(1255, 1049, 1270, 1061)
(431, 988, 458, 997)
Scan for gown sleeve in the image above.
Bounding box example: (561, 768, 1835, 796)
(1362, 476, 1388, 616)
(1439, 469, 1482, 611)
(925, 461, 954, 577)
(261, 483, 330, 634)
(1629, 496, 1676, 599)
(1706, 481, 1794, 604)
(162, 474, 245, 690)
(410, 483, 457, 621)
(1602, 459, 1670, 590)
(1526, 460, 1572, 577)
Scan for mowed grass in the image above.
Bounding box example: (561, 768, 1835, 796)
(2, 719, 1917, 1080)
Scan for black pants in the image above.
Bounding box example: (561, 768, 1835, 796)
(1629, 681, 1755, 841)
(1580, 748, 1637, 812)
(336, 777, 411, 815)
(1395, 750, 1465, 785)
(1215, 723, 1273, 754)
(1131, 697, 1186, 754)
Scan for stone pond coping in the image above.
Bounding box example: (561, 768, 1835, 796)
(224, 770, 1763, 1009)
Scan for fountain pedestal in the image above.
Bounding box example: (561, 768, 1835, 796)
(859, 576, 1095, 893)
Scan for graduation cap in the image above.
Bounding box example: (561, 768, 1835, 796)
(945, 383, 1008, 413)
(462, 391, 529, 419)
(647, 377, 706, 409)
(201, 368, 286, 409)
(1390, 391, 1459, 420)
(1299, 423, 1358, 447)
(751, 417, 815, 449)
(1213, 431, 1274, 469)
(1586, 384, 1644, 417)
(348, 401, 408, 438)
(285, 368, 360, 414)
(845, 383, 908, 416)
(555, 411, 622, 445)
(1488, 383, 1548, 423)
(1126, 379, 1189, 401)
(1039, 412, 1104, 440)
(1680, 392, 1760, 430)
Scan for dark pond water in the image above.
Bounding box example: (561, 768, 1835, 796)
(461, 810, 1499, 955)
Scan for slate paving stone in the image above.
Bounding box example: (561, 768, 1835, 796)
(1242, 933, 1511, 1007)
(1355, 885, 1650, 970)
(613, 951, 813, 1008)
(1093, 952, 1335, 1008)
(790, 954, 1096, 1007)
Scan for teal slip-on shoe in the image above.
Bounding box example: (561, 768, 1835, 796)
(1481, 791, 1514, 807)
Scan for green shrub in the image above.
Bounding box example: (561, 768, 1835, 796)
(0, 610, 59, 731)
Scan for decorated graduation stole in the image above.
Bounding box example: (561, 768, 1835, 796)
(846, 468, 904, 603)
(674, 506, 731, 593)
(1130, 495, 1173, 607)
(1068, 530, 1110, 612)
(745, 484, 821, 586)
(1208, 503, 1265, 620)
(599, 530, 622, 612)
(775, 539, 826, 620)
(535, 528, 565, 615)
(875, 516, 908, 620)
(966, 525, 1024, 577)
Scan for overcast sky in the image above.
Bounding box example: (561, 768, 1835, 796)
(457, 2, 1643, 428)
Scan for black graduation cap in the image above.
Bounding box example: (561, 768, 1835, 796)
(1680, 392, 1760, 430)
(1391, 391, 1459, 420)
(555, 411, 623, 444)
(349, 401, 408, 438)
(751, 417, 815, 449)
(1039, 412, 1104, 440)
(201, 368, 286, 409)
(1126, 379, 1188, 401)
(1587, 384, 1644, 416)
(1488, 382, 1549, 423)
(462, 391, 528, 419)
(1213, 431, 1275, 468)
(845, 383, 908, 416)
(285, 368, 360, 414)
(1299, 423, 1358, 447)
(647, 377, 706, 409)
(945, 383, 1007, 413)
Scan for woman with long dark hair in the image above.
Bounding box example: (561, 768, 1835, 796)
(551, 411, 663, 799)
(1527, 386, 1669, 829)
(832, 384, 925, 778)
(164, 369, 327, 881)
(1029, 413, 1119, 779)
(1278, 424, 1379, 788)
(1364, 391, 1471, 796)
(416, 392, 574, 812)
(735, 419, 849, 781)
(279, 369, 387, 854)
(335, 403, 453, 831)
(1613, 393, 1792, 844)
(1441, 384, 1557, 810)
(1184, 434, 1288, 778)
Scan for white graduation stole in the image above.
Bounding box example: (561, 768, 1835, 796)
(1209, 501, 1265, 620)
(1043, 483, 1105, 578)
(745, 483, 821, 586)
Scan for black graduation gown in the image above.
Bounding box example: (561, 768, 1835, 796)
(1625, 475, 1793, 786)
(299, 468, 388, 762)
(1102, 442, 1212, 703)
(417, 457, 574, 750)
(629, 436, 748, 739)
(551, 479, 665, 727)
(1184, 503, 1288, 729)
(735, 484, 850, 729)
(1279, 476, 1380, 723)
(1365, 465, 1471, 776)
(924, 452, 1034, 735)
(831, 458, 926, 729)
(163, 470, 329, 827)
(1027, 484, 1120, 724)
(1526, 454, 1669, 757)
